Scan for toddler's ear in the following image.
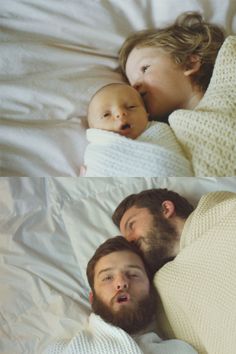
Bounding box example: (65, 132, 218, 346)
(184, 55, 201, 76)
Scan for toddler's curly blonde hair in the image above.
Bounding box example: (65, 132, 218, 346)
(119, 12, 225, 92)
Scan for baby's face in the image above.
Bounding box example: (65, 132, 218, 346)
(88, 84, 148, 139)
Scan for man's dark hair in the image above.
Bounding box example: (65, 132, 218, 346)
(86, 236, 152, 291)
(112, 188, 194, 228)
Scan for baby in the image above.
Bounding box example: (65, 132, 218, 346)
(83, 83, 193, 177)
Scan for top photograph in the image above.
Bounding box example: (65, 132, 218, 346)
(0, 0, 235, 177)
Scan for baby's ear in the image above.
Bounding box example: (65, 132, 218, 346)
(184, 55, 201, 76)
(79, 165, 87, 176)
(89, 291, 94, 304)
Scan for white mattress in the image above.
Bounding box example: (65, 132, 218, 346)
(1, 177, 236, 353)
(0, 0, 236, 176)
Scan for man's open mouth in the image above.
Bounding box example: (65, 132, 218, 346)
(116, 293, 129, 303)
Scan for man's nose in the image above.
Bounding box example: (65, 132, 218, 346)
(115, 274, 128, 290)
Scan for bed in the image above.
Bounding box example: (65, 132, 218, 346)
(1, 0, 236, 176)
(0, 176, 236, 353)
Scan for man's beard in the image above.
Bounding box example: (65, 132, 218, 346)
(91, 285, 157, 335)
(135, 215, 178, 275)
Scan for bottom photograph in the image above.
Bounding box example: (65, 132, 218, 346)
(1, 177, 236, 354)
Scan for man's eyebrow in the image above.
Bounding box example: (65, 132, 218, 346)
(97, 265, 145, 277)
(126, 265, 145, 272)
(97, 267, 113, 277)
(97, 264, 145, 276)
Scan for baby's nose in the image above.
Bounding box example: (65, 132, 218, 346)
(133, 82, 142, 92)
(115, 110, 127, 119)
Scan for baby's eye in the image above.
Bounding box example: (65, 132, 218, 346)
(103, 275, 113, 281)
(128, 105, 136, 109)
(141, 65, 150, 73)
(102, 112, 110, 118)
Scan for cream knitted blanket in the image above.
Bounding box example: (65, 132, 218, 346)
(84, 122, 193, 176)
(154, 191, 236, 354)
(169, 36, 236, 176)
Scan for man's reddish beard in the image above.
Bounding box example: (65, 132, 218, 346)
(133, 214, 178, 275)
(91, 284, 157, 334)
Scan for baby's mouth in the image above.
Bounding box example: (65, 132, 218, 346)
(118, 123, 133, 137)
(121, 123, 131, 131)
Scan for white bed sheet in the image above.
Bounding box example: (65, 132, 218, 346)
(0, 0, 236, 176)
(1, 177, 236, 353)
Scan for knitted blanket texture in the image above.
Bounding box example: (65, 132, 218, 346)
(44, 313, 144, 354)
(84, 122, 193, 176)
(44, 314, 197, 354)
(154, 191, 236, 354)
(169, 36, 236, 176)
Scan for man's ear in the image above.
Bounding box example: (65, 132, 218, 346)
(184, 55, 201, 77)
(89, 291, 93, 304)
(161, 200, 176, 219)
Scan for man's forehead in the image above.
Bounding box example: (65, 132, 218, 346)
(94, 250, 145, 275)
(120, 206, 149, 230)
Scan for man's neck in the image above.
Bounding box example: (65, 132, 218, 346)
(171, 216, 186, 256)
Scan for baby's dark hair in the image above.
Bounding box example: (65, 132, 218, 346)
(119, 12, 225, 92)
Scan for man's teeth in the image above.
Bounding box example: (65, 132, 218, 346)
(118, 294, 128, 302)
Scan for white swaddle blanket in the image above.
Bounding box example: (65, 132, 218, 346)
(84, 122, 193, 177)
(44, 313, 143, 354)
(44, 313, 197, 354)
